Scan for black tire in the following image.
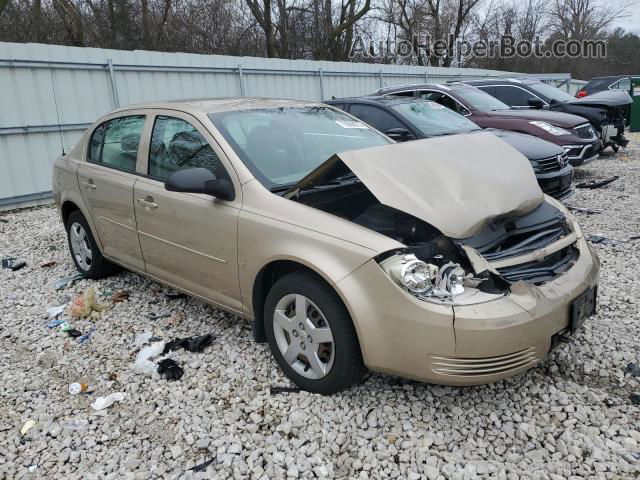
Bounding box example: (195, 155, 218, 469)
(65, 210, 119, 279)
(264, 271, 366, 394)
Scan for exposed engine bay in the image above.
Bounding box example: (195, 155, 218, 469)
(288, 171, 579, 305)
(548, 91, 631, 151)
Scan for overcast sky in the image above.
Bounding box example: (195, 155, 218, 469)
(616, 8, 640, 35)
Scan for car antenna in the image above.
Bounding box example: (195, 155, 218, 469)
(49, 66, 66, 156)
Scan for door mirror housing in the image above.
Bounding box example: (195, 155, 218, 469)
(385, 127, 414, 142)
(165, 167, 235, 201)
(527, 97, 545, 109)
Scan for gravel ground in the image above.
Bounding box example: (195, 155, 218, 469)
(1, 134, 639, 480)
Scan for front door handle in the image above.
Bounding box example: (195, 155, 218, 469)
(137, 197, 158, 209)
(82, 180, 96, 190)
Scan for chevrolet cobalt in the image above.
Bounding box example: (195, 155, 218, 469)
(53, 98, 599, 394)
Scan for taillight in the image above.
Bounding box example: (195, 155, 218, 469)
(575, 90, 588, 98)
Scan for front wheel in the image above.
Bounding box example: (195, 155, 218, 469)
(65, 210, 119, 279)
(264, 271, 366, 394)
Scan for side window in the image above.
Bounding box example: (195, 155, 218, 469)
(492, 86, 533, 107)
(419, 91, 467, 115)
(88, 123, 106, 162)
(148, 115, 231, 182)
(388, 91, 416, 97)
(615, 78, 631, 91)
(349, 104, 405, 133)
(88, 115, 144, 172)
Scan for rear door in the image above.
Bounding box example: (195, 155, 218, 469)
(133, 111, 242, 312)
(77, 113, 147, 271)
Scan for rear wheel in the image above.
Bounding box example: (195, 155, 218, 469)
(264, 271, 365, 394)
(66, 210, 119, 279)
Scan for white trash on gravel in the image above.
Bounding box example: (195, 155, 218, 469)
(0, 132, 639, 478)
(91, 392, 126, 411)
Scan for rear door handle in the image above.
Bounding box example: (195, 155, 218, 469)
(82, 180, 96, 190)
(137, 197, 158, 209)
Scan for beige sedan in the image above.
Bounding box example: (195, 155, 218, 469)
(53, 98, 599, 394)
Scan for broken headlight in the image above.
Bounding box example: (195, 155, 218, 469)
(380, 254, 466, 302)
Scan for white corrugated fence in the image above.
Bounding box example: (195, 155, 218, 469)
(0, 41, 586, 210)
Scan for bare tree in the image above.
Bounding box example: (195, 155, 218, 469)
(549, 0, 632, 39)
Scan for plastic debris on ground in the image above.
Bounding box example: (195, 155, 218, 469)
(78, 327, 96, 343)
(67, 329, 83, 338)
(55, 272, 83, 290)
(165, 289, 187, 300)
(163, 334, 215, 354)
(2, 258, 27, 271)
(40, 261, 57, 268)
(576, 176, 619, 189)
(566, 206, 602, 215)
(189, 458, 217, 472)
(624, 362, 640, 377)
(58, 321, 72, 332)
(587, 235, 625, 246)
(111, 291, 130, 303)
(91, 392, 125, 411)
(133, 340, 166, 375)
(68, 383, 90, 395)
(47, 318, 66, 328)
(46, 304, 67, 319)
(21, 420, 36, 435)
(270, 386, 302, 395)
(70, 287, 110, 318)
(630, 394, 640, 405)
(147, 312, 171, 320)
(134, 331, 153, 348)
(157, 358, 184, 380)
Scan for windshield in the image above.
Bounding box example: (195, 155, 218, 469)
(210, 106, 391, 189)
(528, 82, 575, 102)
(392, 101, 480, 136)
(455, 88, 510, 111)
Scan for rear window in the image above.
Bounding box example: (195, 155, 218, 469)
(453, 88, 510, 111)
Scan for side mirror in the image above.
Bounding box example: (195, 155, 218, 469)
(527, 97, 544, 109)
(165, 167, 235, 201)
(385, 127, 414, 142)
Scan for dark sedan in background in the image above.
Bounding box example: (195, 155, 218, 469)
(372, 83, 600, 166)
(575, 75, 633, 98)
(326, 96, 574, 200)
(463, 78, 631, 152)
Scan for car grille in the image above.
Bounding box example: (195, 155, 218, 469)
(496, 245, 578, 284)
(574, 124, 595, 139)
(535, 153, 567, 173)
(431, 347, 539, 377)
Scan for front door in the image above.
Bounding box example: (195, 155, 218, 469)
(77, 114, 147, 271)
(133, 112, 242, 312)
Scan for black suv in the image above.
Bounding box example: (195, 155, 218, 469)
(326, 96, 574, 200)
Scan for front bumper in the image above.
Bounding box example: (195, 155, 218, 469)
(337, 236, 599, 386)
(535, 165, 574, 200)
(563, 141, 600, 167)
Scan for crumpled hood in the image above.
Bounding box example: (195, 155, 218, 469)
(287, 132, 544, 239)
(566, 89, 632, 108)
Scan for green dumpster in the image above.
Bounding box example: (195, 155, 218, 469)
(631, 76, 640, 132)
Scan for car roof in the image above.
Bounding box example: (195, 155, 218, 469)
(325, 95, 422, 106)
(462, 78, 541, 87)
(376, 82, 478, 94)
(111, 97, 323, 116)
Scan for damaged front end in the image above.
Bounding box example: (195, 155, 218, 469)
(549, 90, 632, 152)
(285, 133, 581, 305)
